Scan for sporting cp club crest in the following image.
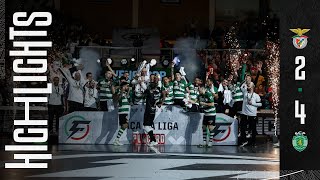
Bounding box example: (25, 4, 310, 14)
(292, 131, 308, 152)
(290, 28, 310, 49)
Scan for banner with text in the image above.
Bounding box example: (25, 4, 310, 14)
(59, 105, 238, 145)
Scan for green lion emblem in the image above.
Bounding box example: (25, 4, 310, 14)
(292, 131, 308, 152)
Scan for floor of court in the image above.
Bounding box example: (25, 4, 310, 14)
(0, 138, 279, 180)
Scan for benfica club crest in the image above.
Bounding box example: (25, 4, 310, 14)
(292, 131, 308, 152)
(290, 28, 310, 49)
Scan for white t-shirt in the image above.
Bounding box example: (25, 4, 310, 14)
(48, 85, 64, 105)
(241, 92, 262, 116)
(68, 79, 86, 103)
(84, 86, 98, 108)
(60, 68, 86, 104)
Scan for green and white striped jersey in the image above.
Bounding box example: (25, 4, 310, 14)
(206, 85, 218, 95)
(118, 92, 130, 114)
(113, 76, 130, 87)
(188, 83, 200, 104)
(232, 82, 244, 102)
(198, 91, 216, 116)
(173, 80, 187, 100)
(98, 79, 114, 101)
(161, 82, 174, 105)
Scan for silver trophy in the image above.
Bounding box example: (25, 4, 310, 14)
(136, 60, 147, 75)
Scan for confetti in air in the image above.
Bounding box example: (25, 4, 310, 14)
(225, 26, 242, 75)
(266, 41, 280, 136)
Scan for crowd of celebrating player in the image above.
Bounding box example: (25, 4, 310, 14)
(48, 57, 262, 147)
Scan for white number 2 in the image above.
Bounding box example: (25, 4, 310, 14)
(295, 56, 305, 80)
(295, 100, 306, 124)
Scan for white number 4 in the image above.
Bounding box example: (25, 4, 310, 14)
(295, 100, 306, 124)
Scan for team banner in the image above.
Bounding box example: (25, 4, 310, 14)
(59, 105, 238, 145)
(114, 68, 169, 80)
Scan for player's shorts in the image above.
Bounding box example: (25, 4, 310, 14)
(174, 99, 185, 107)
(188, 104, 199, 112)
(203, 115, 216, 126)
(143, 112, 156, 126)
(100, 100, 115, 111)
(119, 114, 128, 125)
(100, 101, 108, 111)
(233, 101, 243, 112)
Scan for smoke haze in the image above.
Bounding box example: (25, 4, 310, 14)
(78, 48, 102, 80)
(174, 37, 207, 81)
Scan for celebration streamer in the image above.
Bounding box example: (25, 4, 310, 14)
(225, 26, 242, 76)
(266, 41, 280, 136)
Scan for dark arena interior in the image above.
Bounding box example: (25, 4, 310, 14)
(0, 0, 281, 179)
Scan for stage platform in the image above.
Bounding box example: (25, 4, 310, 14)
(0, 137, 279, 180)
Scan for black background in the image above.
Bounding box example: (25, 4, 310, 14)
(280, 0, 320, 170)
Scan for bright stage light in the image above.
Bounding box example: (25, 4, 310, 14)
(162, 59, 169, 67)
(150, 59, 157, 67)
(121, 58, 128, 66)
